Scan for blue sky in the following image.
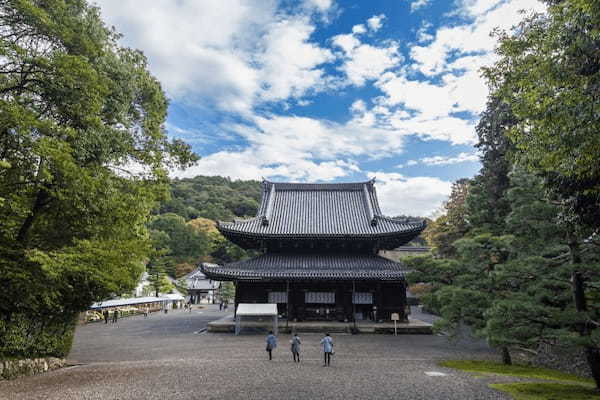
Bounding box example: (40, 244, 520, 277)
(95, 0, 544, 216)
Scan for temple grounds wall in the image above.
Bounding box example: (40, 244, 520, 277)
(0, 357, 66, 380)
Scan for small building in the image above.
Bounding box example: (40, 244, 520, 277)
(201, 180, 426, 322)
(184, 268, 220, 304)
(134, 271, 182, 298)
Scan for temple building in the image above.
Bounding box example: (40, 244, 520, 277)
(201, 180, 426, 322)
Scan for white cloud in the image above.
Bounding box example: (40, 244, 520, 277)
(331, 33, 360, 53)
(421, 152, 480, 165)
(100, 0, 545, 186)
(367, 14, 386, 31)
(398, 152, 480, 168)
(410, 0, 545, 76)
(304, 0, 334, 12)
(350, 100, 367, 113)
(358, 1, 545, 146)
(341, 44, 401, 86)
(177, 150, 359, 182)
(332, 19, 401, 86)
(416, 21, 434, 43)
(95, 0, 336, 113)
(352, 24, 367, 34)
(258, 18, 334, 102)
(370, 172, 452, 217)
(407, 0, 431, 12)
(175, 113, 411, 182)
(388, 114, 477, 145)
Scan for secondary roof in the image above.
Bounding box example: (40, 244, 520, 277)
(201, 253, 406, 281)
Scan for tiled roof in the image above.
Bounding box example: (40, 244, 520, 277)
(218, 180, 426, 241)
(184, 267, 220, 290)
(200, 253, 407, 281)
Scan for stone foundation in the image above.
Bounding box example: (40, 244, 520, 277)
(0, 357, 66, 380)
(208, 315, 433, 334)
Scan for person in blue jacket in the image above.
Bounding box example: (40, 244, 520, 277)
(266, 331, 277, 360)
(320, 333, 334, 366)
(290, 333, 301, 363)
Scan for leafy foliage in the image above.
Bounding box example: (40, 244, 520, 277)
(413, 2, 600, 385)
(423, 179, 469, 257)
(0, 0, 195, 358)
(149, 177, 263, 278)
(159, 175, 262, 221)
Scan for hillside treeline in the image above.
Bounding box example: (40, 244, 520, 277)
(147, 176, 262, 278)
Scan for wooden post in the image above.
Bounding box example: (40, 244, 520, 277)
(234, 282, 239, 320)
(352, 280, 357, 331)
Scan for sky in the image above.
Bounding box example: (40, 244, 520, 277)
(94, 0, 545, 217)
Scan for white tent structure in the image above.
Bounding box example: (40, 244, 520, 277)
(235, 303, 278, 335)
(90, 296, 167, 310)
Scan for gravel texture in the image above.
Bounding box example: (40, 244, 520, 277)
(0, 305, 510, 400)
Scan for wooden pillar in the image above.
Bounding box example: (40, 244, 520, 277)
(234, 281, 240, 319)
(286, 280, 290, 329)
(374, 282, 382, 322)
(401, 281, 408, 322)
(352, 280, 357, 329)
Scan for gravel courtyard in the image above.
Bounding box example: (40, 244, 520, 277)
(0, 306, 512, 400)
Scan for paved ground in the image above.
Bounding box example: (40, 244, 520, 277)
(409, 305, 440, 325)
(0, 305, 512, 400)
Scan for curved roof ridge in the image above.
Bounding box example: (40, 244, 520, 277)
(217, 216, 262, 227)
(262, 179, 375, 191)
(375, 215, 426, 226)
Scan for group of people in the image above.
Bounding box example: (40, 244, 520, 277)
(265, 332, 334, 366)
(102, 309, 119, 324)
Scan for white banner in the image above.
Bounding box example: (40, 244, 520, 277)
(268, 291, 288, 303)
(305, 292, 335, 304)
(352, 292, 373, 304)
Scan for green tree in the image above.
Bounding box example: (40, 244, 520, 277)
(148, 213, 210, 276)
(0, 0, 196, 358)
(160, 176, 262, 221)
(219, 281, 235, 303)
(424, 179, 470, 257)
(484, 0, 600, 386)
(466, 96, 517, 235)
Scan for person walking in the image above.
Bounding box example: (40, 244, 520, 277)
(103, 309, 109, 324)
(320, 333, 333, 366)
(290, 333, 301, 363)
(266, 331, 277, 360)
(143, 307, 149, 318)
(112, 309, 119, 324)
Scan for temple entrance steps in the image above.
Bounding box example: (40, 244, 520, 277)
(207, 315, 433, 334)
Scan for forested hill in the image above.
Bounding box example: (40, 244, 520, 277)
(147, 176, 262, 278)
(158, 175, 262, 221)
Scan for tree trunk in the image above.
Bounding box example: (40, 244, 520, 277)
(568, 234, 599, 389)
(16, 188, 49, 245)
(501, 346, 512, 365)
(586, 346, 600, 390)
